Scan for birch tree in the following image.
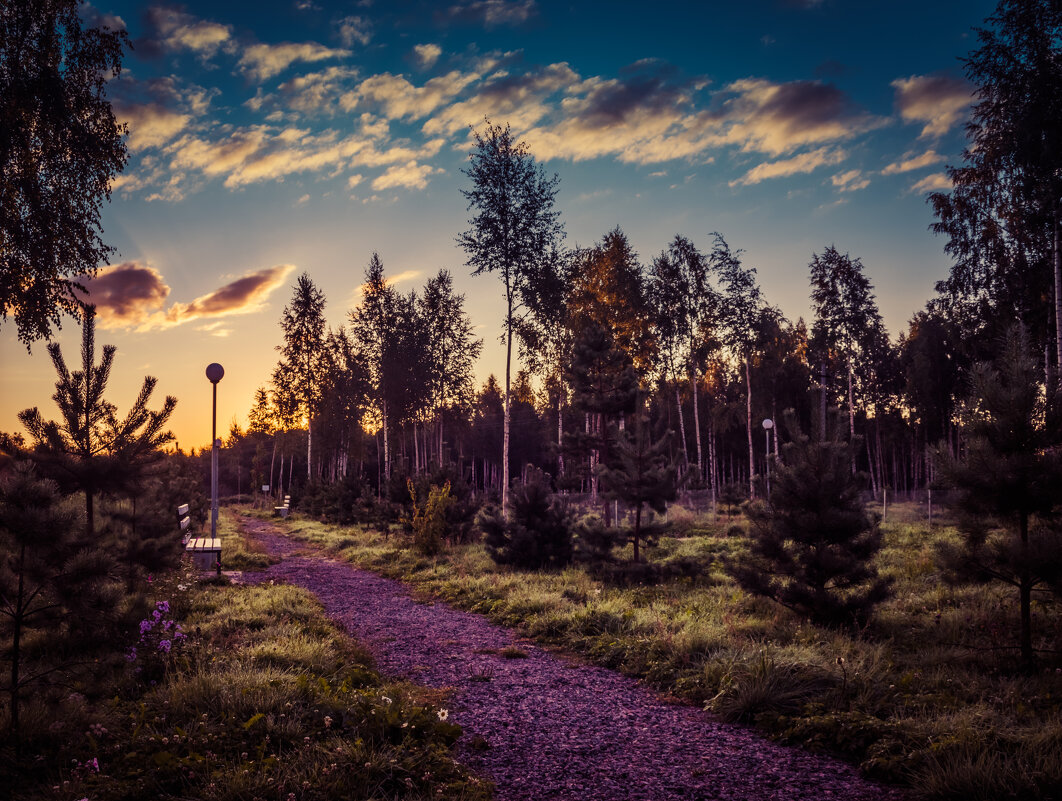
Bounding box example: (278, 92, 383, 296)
(458, 121, 563, 514)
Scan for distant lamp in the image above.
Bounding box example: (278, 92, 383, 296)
(762, 418, 774, 497)
(206, 364, 224, 555)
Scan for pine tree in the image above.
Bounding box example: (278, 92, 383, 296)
(0, 462, 121, 746)
(479, 468, 573, 570)
(727, 412, 892, 628)
(598, 407, 678, 563)
(18, 309, 176, 536)
(938, 325, 1062, 670)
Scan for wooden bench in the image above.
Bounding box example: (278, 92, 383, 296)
(274, 494, 291, 518)
(186, 536, 222, 572)
(177, 503, 191, 545)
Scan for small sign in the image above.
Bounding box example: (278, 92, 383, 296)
(262, 484, 270, 492)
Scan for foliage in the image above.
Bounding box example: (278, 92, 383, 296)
(407, 479, 454, 556)
(479, 470, 573, 569)
(930, 0, 1062, 361)
(727, 413, 892, 627)
(937, 324, 1062, 670)
(0, 0, 128, 346)
(0, 462, 124, 744)
(459, 119, 564, 512)
(598, 408, 680, 563)
(17, 310, 176, 537)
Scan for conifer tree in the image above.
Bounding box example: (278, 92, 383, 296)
(479, 468, 573, 569)
(727, 412, 892, 627)
(18, 308, 176, 536)
(938, 325, 1062, 670)
(0, 462, 120, 745)
(598, 406, 678, 563)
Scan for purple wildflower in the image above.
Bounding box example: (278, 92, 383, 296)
(158, 639, 172, 653)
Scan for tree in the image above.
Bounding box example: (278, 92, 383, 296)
(479, 468, 573, 570)
(712, 234, 764, 498)
(275, 273, 327, 480)
(458, 120, 563, 515)
(18, 309, 176, 536)
(808, 245, 890, 460)
(727, 413, 892, 628)
(0, 462, 119, 746)
(418, 269, 482, 466)
(938, 325, 1062, 671)
(930, 0, 1062, 377)
(648, 235, 717, 482)
(0, 0, 128, 346)
(598, 406, 678, 563)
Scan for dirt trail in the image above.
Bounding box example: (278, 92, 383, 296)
(237, 515, 905, 801)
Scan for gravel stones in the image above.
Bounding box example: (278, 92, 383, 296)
(239, 517, 905, 801)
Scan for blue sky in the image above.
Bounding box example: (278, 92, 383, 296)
(1, 0, 996, 448)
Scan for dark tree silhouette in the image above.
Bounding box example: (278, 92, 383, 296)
(0, 0, 128, 346)
(727, 412, 892, 628)
(938, 325, 1062, 671)
(459, 120, 563, 514)
(930, 0, 1062, 375)
(18, 309, 176, 537)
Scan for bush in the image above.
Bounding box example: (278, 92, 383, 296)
(478, 470, 573, 569)
(407, 479, 453, 556)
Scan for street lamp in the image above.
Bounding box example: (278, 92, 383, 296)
(206, 363, 224, 545)
(762, 418, 774, 498)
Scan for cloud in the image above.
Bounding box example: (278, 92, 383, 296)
(729, 146, 846, 186)
(910, 172, 953, 194)
(371, 160, 443, 190)
(111, 77, 217, 151)
(349, 268, 423, 303)
(238, 42, 351, 82)
(77, 263, 295, 330)
(444, 0, 537, 28)
(337, 15, 371, 47)
(354, 70, 481, 120)
(77, 262, 171, 327)
(891, 74, 972, 138)
(423, 61, 578, 136)
(830, 168, 869, 191)
(141, 6, 233, 59)
(705, 78, 884, 156)
(414, 43, 442, 69)
(881, 149, 944, 175)
(274, 66, 361, 114)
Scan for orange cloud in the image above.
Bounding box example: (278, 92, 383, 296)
(892, 74, 972, 138)
(76, 263, 296, 331)
(729, 146, 846, 187)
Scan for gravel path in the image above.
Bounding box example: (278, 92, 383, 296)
(237, 516, 906, 801)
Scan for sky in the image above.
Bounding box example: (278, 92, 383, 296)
(1, 0, 997, 450)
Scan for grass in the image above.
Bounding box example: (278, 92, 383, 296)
(264, 502, 1062, 799)
(4, 513, 493, 801)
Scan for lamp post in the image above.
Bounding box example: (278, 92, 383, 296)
(762, 418, 774, 498)
(206, 363, 224, 543)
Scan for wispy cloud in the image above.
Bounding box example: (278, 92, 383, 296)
(443, 0, 537, 28)
(729, 146, 846, 186)
(892, 74, 972, 138)
(348, 268, 423, 304)
(881, 149, 945, 175)
(831, 168, 870, 192)
(141, 6, 233, 59)
(371, 160, 443, 190)
(238, 42, 351, 82)
(909, 172, 953, 194)
(337, 15, 372, 47)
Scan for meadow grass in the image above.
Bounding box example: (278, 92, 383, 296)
(266, 502, 1062, 799)
(5, 513, 493, 801)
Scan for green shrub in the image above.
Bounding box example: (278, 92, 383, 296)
(478, 471, 573, 569)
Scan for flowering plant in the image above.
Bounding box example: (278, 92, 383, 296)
(127, 600, 187, 683)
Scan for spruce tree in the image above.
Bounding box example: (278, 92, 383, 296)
(598, 408, 678, 563)
(727, 412, 892, 627)
(479, 468, 573, 570)
(938, 325, 1062, 670)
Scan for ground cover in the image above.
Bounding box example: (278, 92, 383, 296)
(262, 502, 1062, 800)
(4, 536, 492, 801)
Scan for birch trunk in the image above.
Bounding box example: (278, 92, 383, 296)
(745, 357, 755, 499)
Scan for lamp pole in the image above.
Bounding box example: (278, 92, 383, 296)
(762, 418, 774, 498)
(206, 363, 225, 541)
